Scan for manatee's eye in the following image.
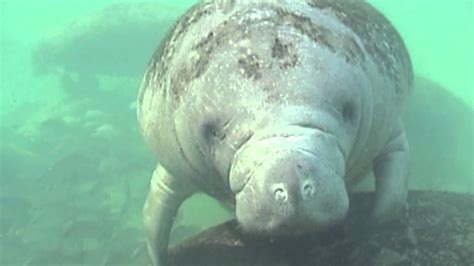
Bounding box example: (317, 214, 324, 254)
(342, 102, 355, 124)
(202, 121, 226, 143)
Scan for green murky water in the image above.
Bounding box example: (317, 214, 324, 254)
(1, 1, 472, 265)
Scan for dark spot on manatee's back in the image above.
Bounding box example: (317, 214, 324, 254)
(184, 3, 369, 85)
(271, 38, 299, 69)
(272, 38, 289, 59)
(139, 2, 216, 105)
(141, 0, 413, 109)
(238, 53, 263, 80)
(188, 4, 363, 83)
(306, 0, 413, 93)
(273, 8, 336, 54)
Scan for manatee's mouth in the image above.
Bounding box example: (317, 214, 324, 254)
(233, 132, 255, 154)
(233, 148, 283, 195)
(290, 122, 346, 160)
(235, 145, 329, 198)
(233, 122, 329, 154)
(234, 173, 253, 196)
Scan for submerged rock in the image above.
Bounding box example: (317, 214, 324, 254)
(168, 191, 474, 266)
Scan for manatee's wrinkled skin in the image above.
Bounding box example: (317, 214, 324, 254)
(137, 1, 413, 265)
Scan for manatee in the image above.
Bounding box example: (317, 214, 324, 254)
(32, 3, 180, 77)
(402, 77, 474, 192)
(31, 3, 182, 100)
(137, 1, 413, 265)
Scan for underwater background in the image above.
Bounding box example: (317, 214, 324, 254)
(0, 0, 472, 265)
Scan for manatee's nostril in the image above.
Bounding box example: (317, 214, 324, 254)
(302, 181, 314, 197)
(273, 185, 288, 203)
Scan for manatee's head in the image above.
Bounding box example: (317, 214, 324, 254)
(229, 125, 349, 235)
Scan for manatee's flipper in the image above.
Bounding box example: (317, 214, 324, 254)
(372, 120, 409, 224)
(143, 165, 194, 266)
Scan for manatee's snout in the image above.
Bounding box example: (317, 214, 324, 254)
(230, 135, 349, 235)
(264, 150, 318, 206)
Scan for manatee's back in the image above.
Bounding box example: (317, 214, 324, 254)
(136, 0, 413, 174)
